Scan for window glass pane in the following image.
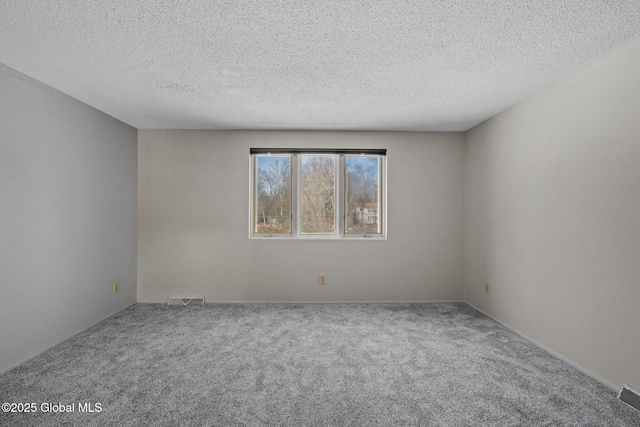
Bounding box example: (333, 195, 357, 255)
(255, 155, 291, 234)
(300, 155, 335, 234)
(345, 155, 381, 234)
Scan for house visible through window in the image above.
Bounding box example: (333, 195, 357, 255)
(251, 149, 386, 239)
(344, 155, 381, 235)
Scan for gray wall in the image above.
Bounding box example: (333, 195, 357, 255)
(464, 38, 640, 389)
(0, 63, 137, 374)
(138, 130, 465, 303)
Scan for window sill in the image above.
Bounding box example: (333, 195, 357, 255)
(250, 235, 386, 240)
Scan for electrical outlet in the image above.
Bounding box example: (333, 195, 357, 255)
(319, 274, 326, 285)
(485, 282, 491, 294)
(113, 281, 119, 294)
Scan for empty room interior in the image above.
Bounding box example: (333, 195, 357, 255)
(1, 1, 639, 426)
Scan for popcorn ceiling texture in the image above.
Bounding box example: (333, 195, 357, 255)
(1, 1, 639, 131)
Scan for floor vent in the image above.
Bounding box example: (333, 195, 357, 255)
(618, 384, 640, 412)
(167, 295, 205, 306)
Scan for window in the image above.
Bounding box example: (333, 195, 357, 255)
(344, 154, 382, 236)
(254, 155, 292, 234)
(251, 149, 386, 239)
(300, 154, 335, 234)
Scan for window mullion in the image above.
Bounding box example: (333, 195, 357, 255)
(336, 155, 344, 237)
(292, 154, 300, 237)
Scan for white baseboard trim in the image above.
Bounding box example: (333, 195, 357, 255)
(464, 301, 618, 392)
(140, 300, 465, 304)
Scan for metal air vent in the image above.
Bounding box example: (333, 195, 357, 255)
(618, 384, 640, 412)
(167, 295, 205, 306)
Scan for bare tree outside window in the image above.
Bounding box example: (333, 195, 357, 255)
(255, 155, 291, 234)
(300, 155, 335, 234)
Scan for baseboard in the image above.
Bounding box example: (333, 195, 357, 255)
(464, 301, 618, 392)
(0, 302, 137, 377)
(139, 300, 466, 304)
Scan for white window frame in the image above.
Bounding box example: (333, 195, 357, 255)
(250, 149, 386, 240)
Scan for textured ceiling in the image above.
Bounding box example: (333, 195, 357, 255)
(1, 1, 640, 131)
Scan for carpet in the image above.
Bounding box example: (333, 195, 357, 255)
(1, 303, 638, 426)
